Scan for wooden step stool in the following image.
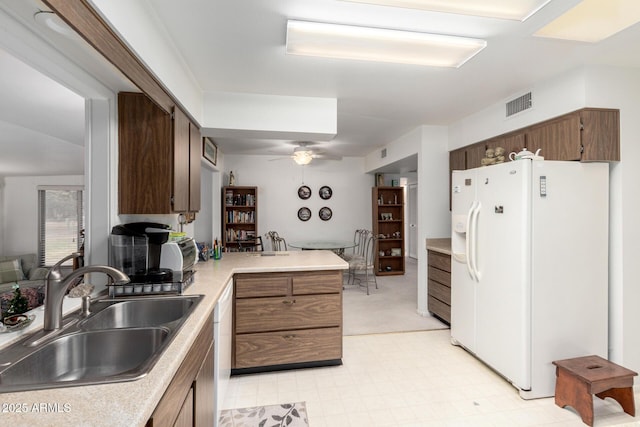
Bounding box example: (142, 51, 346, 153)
(553, 355, 637, 426)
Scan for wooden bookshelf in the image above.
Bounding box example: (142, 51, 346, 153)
(222, 186, 257, 252)
(372, 186, 405, 276)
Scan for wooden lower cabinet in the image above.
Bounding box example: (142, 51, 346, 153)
(233, 270, 343, 372)
(147, 312, 214, 427)
(427, 250, 451, 324)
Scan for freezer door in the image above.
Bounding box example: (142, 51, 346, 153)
(474, 161, 531, 390)
(450, 169, 477, 352)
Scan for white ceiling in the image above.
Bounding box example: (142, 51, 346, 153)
(2, 0, 640, 175)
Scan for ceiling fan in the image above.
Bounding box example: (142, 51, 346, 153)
(273, 142, 341, 165)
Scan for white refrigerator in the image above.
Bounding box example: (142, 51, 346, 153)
(451, 159, 609, 399)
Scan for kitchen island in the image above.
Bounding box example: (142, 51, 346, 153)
(0, 251, 347, 427)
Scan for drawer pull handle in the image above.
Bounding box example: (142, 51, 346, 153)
(283, 335, 296, 340)
(282, 299, 296, 305)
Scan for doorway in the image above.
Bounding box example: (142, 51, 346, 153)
(408, 183, 418, 259)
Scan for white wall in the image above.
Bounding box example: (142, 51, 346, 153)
(222, 156, 371, 247)
(1, 175, 84, 257)
(202, 92, 337, 141)
(91, 0, 204, 121)
(449, 68, 587, 150)
(582, 66, 640, 373)
(417, 126, 450, 314)
(448, 65, 640, 373)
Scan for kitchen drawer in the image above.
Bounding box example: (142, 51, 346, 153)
(428, 265, 451, 287)
(292, 270, 342, 295)
(235, 327, 342, 368)
(428, 251, 451, 273)
(428, 279, 451, 305)
(235, 294, 341, 333)
(235, 274, 290, 298)
(428, 295, 451, 324)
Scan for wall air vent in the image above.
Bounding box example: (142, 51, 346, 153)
(506, 92, 532, 117)
(381, 148, 387, 158)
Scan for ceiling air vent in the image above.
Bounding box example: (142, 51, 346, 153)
(381, 148, 387, 158)
(506, 92, 532, 117)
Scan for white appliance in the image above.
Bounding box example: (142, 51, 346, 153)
(213, 281, 233, 427)
(451, 160, 609, 399)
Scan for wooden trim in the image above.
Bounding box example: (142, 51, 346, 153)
(42, 0, 174, 114)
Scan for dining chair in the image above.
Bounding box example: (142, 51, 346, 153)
(347, 233, 378, 295)
(274, 236, 288, 251)
(342, 229, 365, 261)
(266, 231, 287, 251)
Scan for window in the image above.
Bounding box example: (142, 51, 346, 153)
(38, 186, 84, 267)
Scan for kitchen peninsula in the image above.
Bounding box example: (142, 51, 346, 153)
(0, 251, 347, 427)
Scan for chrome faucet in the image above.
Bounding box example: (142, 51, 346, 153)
(44, 252, 129, 331)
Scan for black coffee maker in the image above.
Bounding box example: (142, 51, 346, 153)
(110, 222, 173, 283)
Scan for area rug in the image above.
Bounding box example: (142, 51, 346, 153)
(219, 402, 308, 427)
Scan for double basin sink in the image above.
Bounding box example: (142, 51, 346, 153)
(0, 295, 203, 393)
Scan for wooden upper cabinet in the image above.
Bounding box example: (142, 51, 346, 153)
(486, 132, 526, 160)
(189, 122, 202, 212)
(118, 92, 202, 214)
(118, 92, 172, 214)
(465, 142, 486, 170)
(173, 107, 191, 212)
(580, 108, 620, 161)
(525, 108, 620, 161)
(526, 113, 582, 161)
(449, 148, 466, 172)
(172, 108, 201, 213)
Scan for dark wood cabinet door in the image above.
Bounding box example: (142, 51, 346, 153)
(486, 132, 526, 161)
(449, 148, 466, 172)
(581, 109, 620, 161)
(173, 107, 190, 212)
(465, 142, 486, 169)
(189, 122, 202, 212)
(527, 113, 581, 160)
(194, 342, 214, 427)
(118, 92, 172, 214)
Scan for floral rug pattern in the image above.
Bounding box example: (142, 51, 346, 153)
(219, 402, 308, 427)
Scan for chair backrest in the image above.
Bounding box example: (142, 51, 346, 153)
(274, 236, 287, 251)
(266, 231, 286, 251)
(363, 234, 377, 268)
(357, 230, 371, 257)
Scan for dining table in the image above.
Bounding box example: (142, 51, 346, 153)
(288, 240, 357, 256)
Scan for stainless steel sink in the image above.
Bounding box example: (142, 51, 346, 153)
(0, 294, 203, 393)
(0, 328, 168, 392)
(79, 295, 201, 330)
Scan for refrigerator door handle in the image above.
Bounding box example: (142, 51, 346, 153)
(470, 201, 481, 281)
(465, 201, 478, 281)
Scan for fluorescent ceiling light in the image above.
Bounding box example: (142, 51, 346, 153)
(340, 0, 552, 21)
(534, 0, 640, 43)
(286, 20, 486, 68)
(292, 148, 314, 165)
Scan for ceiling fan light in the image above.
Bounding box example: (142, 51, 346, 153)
(293, 150, 314, 165)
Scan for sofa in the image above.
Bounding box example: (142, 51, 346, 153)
(0, 254, 49, 315)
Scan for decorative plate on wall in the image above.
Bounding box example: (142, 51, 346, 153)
(319, 207, 332, 221)
(319, 186, 332, 200)
(298, 185, 311, 199)
(298, 207, 311, 221)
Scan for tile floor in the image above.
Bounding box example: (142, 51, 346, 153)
(223, 330, 640, 426)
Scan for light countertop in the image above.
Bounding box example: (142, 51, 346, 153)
(0, 251, 347, 427)
(426, 238, 451, 255)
